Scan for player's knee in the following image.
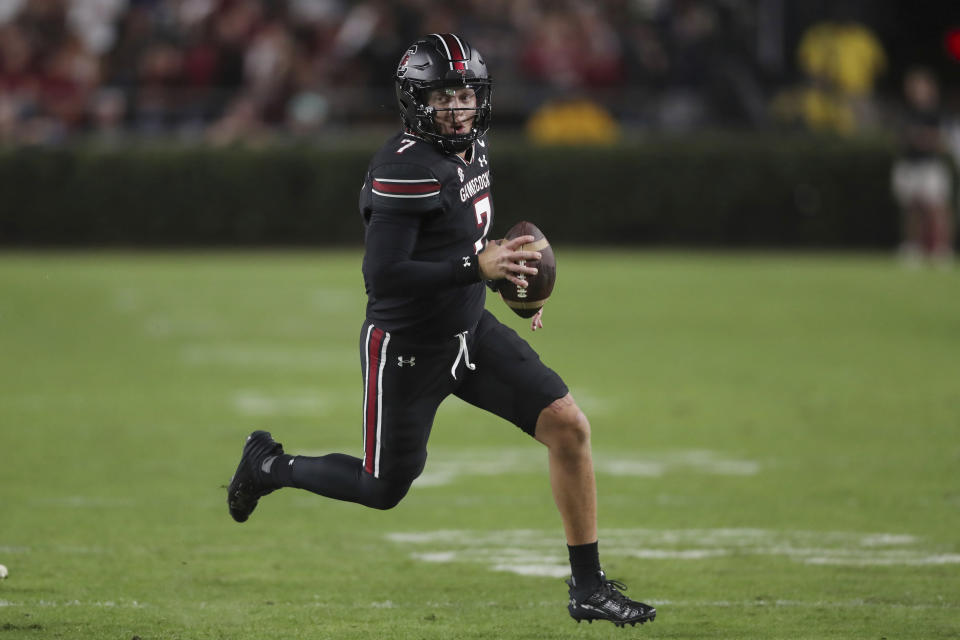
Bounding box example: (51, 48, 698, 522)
(362, 463, 422, 510)
(366, 480, 411, 510)
(562, 407, 591, 450)
(536, 396, 591, 453)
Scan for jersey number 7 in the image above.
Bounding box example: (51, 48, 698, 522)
(473, 194, 491, 254)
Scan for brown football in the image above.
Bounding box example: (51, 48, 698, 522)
(497, 221, 556, 318)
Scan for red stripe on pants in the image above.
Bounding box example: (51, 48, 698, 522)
(364, 327, 385, 474)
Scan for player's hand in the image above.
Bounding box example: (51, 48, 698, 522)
(530, 308, 543, 332)
(478, 236, 541, 288)
(495, 291, 544, 331)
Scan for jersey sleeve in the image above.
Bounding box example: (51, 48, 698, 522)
(368, 162, 442, 217)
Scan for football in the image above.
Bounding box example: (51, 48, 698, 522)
(498, 221, 556, 318)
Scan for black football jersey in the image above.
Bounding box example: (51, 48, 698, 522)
(359, 131, 494, 339)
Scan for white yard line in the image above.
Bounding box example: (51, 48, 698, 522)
(0, 600, 147, 608)
(412, 447, 760, 487)
(231, 390, 347, 417)
(387, 527, 960, 575)
(2, 598, 955, 611)
(180, 345, 352, 369)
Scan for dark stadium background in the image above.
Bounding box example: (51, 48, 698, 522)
(1, 0, 959, 248)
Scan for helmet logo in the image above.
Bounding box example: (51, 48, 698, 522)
(397, 45, 417, 77)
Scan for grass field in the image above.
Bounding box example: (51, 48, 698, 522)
(1, 250, 958, 640)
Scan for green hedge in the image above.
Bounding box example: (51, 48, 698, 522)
(0, 134, 903, 247)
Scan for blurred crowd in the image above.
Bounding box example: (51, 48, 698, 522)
(0, 0, 785, 144)
(0, 0, 935, 145)
(1, 0, 956, 260)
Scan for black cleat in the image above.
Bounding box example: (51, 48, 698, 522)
(567, 571, 656, 627)
(227, 430, 284, 523)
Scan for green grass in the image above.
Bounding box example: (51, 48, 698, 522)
(0, 250, 958, 639)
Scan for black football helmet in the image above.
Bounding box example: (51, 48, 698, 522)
(395, 33, 492, 153)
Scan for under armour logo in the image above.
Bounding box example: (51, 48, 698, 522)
(478, 155, 487, 167)
(397, 356, 416, 367)
(457, 167, 464, 182)
(462, 256, 471, 267)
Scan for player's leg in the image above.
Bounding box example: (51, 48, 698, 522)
(277, 323, 451, 509)
(227, 430, 413, 518)
(456, 355, 600, 580)
(533, 394, 596, 545)
(531, 397, 656, 625)
(454, 310, 655, 626)
(227, 321, 450, 518)
(454, 311, 593, 543)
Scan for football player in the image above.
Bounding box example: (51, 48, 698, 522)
(227, 33, 656, 628)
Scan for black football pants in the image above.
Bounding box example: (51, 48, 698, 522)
(287, 310, 568, 509)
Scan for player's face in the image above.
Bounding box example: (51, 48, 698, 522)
(426, 87, 477, 136)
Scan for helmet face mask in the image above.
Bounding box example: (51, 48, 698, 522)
(396, 34, 492, 153)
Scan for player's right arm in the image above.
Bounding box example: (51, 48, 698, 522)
(362, 161, 540, 297)
(362, 162, 479, 297)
